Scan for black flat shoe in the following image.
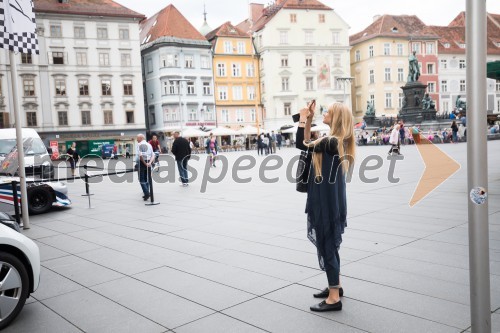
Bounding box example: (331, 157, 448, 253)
(310, 300, 342, 312)
(313, 287, 344, 298)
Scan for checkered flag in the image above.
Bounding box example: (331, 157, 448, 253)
(0, 0, 38, 54)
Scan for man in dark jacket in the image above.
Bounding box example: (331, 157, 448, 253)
(171, 131, 191, 186)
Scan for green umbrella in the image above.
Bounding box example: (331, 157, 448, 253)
(487, 61, 500, 80)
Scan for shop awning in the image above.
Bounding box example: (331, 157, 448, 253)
(487, 61, 500, 80)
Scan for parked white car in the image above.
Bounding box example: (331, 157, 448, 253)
(0, 223, 40, 330)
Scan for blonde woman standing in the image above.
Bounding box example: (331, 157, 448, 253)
(296, 102, 356, 312)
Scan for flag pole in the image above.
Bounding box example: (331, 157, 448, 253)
(9, 50, 30, 229)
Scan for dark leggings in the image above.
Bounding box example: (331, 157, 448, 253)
(325, 247, 341, 288)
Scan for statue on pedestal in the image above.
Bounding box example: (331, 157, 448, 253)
(455, 95, 467, 112)
(408, 51, 420, 83)
(422, 93, 435, 110)
(365, 101, 375, 116)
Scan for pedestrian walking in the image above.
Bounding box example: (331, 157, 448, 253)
(171, 131, 191, 187)
(125, 146, 131, 159)
(136, 134, 154, 201)
(271, 131, 277, 153)
(205, 133, 218, 167)
(148, 135, 162, 171)
(388, 124, 401, 155)
(257, 134, 264, 155)
(451, 120, 459, 143)
(66, 142, 79, 176)
(277, 133, 282, 150)
(399, 121, 405, 145)
(263, 134, 270, 155)
(296, 101, 356, 312)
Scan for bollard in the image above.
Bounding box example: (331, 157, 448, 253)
(81, 164, 94, 197)
(81, 165, 94, 209)
(11, 181, 21, 226)
(145, 165, 159, 206)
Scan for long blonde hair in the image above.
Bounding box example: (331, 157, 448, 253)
(305, 103, 356, 180)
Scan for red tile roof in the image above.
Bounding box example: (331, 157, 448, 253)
(34, 0, 144, 19)
(243, 0, 331, 33)
(448, 12, 466, 27)
(350, 15, 438, 45)
(430, 12, 500, 55)
(281, 0, 331, 10)
(140, 4, 207, 46)
(490, 13, 500, 27)
(205, 22, 249, 41)
(236, 19, 252, 35)
(428, 26, 466, 54)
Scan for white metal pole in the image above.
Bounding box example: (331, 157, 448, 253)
(466, 0, 491, 332)
(9, 51, 30, 229)
(178, 81, 183, 132)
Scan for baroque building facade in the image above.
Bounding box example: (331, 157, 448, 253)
(239, 0, 351, 130)
(140, 4, 216, 148)
(0, 0, 145, 155)
(206, 22, 261, 130)
(350, 15, 439, 120)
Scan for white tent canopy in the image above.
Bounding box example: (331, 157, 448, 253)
(181, 127, 209, 137)
(208, 127, 238, 136)
(312, 123, 330, 132)
(237, 125, 259, 135)
(281, 126, 298, 134)
(280, 124, 329, 134)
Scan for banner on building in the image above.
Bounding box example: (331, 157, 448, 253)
(49, 141, 59, 160)
(0, 0, 38, 54)
(317, 55, 331, 89)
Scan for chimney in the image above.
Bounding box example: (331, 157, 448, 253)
(373, 15, 381, 22)
(249, 3, 264, 24)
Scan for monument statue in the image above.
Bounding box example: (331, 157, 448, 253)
(421, 93, 436, 110)
(408, 51, 420, 83)
(455, 95, 467, 112)
(365, 101, 375, 116)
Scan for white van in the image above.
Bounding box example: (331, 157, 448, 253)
(0, 128, 71, 214)
(0, 128, 54, 178)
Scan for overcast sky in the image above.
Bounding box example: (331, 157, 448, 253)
(115, 0, 500, 35)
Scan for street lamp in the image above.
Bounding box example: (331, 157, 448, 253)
(336, 77, 354, 106)
(169, 79, 190, 132)
(199, 107, 206, 131)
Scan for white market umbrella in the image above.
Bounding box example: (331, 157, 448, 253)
(281, 126, 298, 134)
(311, 123, 330, 132)
(237, 125, 259, 135)
(182, 127, 209, 137)
(209, 127, 238, 136)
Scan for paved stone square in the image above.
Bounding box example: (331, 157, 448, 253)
(5, 141, 500, 333)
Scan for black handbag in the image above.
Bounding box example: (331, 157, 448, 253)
(296, 150, 312, 193)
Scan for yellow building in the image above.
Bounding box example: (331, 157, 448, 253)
(350, 15, 438, 121)
(205, 22, 262, 130)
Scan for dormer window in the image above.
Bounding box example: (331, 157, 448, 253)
(443, 42, 450, 48)
(458, 43, 466, 48)
(142, 34, 151, 44)
(495, 42, 500, 48)
(391, 27, 398, 33)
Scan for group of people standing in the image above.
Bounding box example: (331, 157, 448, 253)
(256, 131, 282, 155)
(135, 132, 192, 200)
(135, 132, 222, 198)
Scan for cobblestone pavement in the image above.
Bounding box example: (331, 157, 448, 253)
(5, 141, 500, 333)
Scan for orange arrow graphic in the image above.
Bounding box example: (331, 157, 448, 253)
(410, 135, 461, 207)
